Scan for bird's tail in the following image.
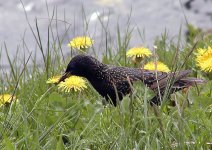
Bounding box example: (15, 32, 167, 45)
(178, 77, 206, 85)
(171, 77, 206, 90)
(149, 77, 205, 106)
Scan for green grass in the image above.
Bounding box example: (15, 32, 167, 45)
(0, 6, 212, 149)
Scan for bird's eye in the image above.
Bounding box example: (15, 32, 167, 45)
(68, 65, 75, 71)
(65, 63, 75, 72)
(69, 62, 76, 69)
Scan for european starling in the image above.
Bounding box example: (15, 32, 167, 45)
(59, 54, 204, 106)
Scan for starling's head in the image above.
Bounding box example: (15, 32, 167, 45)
(59, 54, 104, 82)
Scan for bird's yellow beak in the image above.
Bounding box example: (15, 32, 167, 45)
(58, 72, 71, 83)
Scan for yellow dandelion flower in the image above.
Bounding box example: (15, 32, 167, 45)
(68, 36, 94, 50)
(46, 75, 61, 84)
(58, 76, 87, 92)
(0, 94, 15, 107)
(144, 61, 170, 72)
(126, 47, 152, 58)
(195, 47, 212, 73)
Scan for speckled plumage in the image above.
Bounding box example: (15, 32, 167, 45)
(60, 55, 204, 106)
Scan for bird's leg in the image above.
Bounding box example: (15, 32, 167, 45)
(127, 76, 134, 114)
(183, 86, 191, 107)
(112, 82, 120, 106)
(129, 93, 134, 122)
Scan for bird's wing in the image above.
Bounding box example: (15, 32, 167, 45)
(106, 66, 191, 93)
(105, 66, 143, 83)
(147, 70, 191, 93)
(105, 66, 168, 83)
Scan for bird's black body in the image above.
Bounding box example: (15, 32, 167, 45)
(60, 55, 204, 106)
